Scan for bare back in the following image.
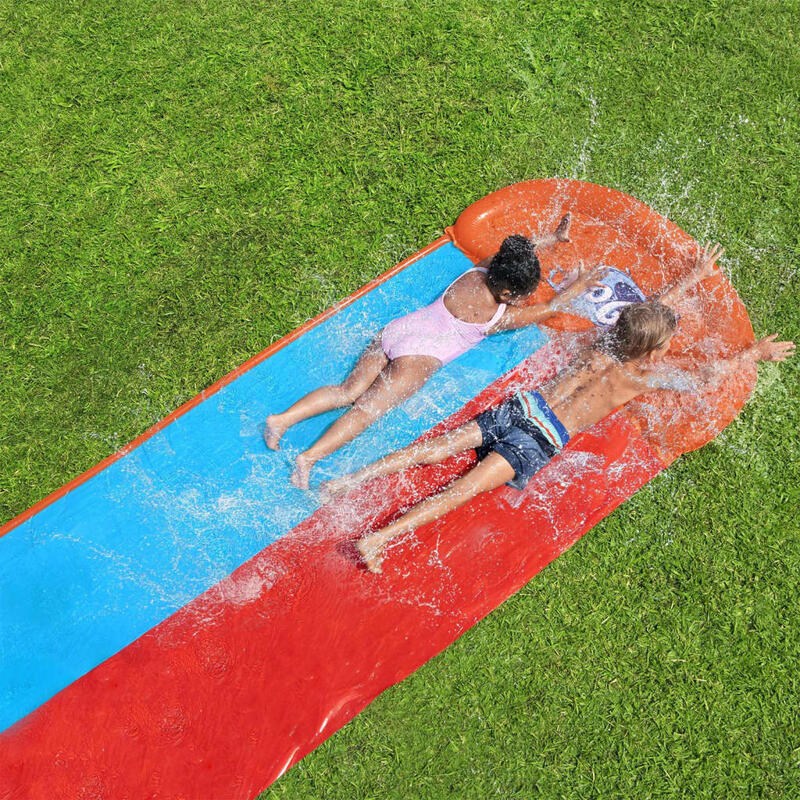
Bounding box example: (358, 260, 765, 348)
(539, 349, 653, 437)
(442, 270, 501, 324)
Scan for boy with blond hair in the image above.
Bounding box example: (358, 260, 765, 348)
(322, 244, 794, 573)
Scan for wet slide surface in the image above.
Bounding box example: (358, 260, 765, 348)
(0, 180, 755, 799)
(0, 242, 545, 733)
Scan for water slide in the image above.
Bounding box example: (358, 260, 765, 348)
(0, 180, 755, 799)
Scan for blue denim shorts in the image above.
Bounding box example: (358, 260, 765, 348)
(475, 396, 559, 490)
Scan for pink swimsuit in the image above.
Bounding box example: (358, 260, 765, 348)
(380, 268, 507, 365)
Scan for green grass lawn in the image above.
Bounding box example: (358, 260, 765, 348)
(1, 0, 798, 797)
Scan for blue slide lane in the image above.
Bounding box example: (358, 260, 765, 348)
(0, 242, 547, 732)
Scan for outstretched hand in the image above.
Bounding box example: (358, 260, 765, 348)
(692, 241, 724, 282)
(567, 262, 609, 295)
(658, 240, 725, 308)
(749, 333, 796, 362)
(551, 263, 609, 311)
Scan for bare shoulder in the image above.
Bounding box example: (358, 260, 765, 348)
(558, 349, 615, 388)
(443, 270, 498, 321)
(445, 269, 487, 297)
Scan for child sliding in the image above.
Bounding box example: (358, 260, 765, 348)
(320, 243, 794, 573)
(266, 214, 604, 489)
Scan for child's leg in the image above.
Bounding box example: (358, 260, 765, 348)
(291, 354, 441, 488)
(357, 452, 515, 573)
(265, 337, 388, 450)
(321, 421, 483, 500)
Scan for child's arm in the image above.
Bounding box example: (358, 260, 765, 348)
(698, 334, 795, 382)
(637, 334, 795, 393)
(658, 241, 723, 309)
(491, 263, 609, 331)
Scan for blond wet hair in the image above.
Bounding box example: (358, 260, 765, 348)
(597, 302, 677, 362)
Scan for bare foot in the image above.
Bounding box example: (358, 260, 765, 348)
(320, 474, 355, 503)
(555, 212, 572, 243)
(290, 454, 313, 490)
(357, 536, 384, 574)
(264, 415, 288, 450)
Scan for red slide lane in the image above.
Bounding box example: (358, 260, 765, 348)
(0, 346, 664, 800)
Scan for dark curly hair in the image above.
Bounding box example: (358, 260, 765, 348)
(485, 235, 540, 301)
